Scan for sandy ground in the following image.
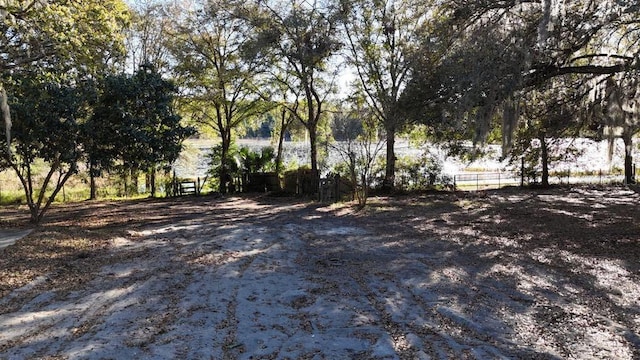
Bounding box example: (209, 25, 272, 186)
(0, 187, 639, 359)
(0, 229, 32, 250)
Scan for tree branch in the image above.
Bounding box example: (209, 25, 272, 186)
(525, 63, 631, 88)
(568, 54, 634, 64)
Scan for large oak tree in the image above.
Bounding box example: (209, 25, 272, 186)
(87, 65, 195, 198)
(168, 0, 268, 193)
(0, 0, 129, 221)
(245, 0, 342, 182)
(340, 0, 430, 190)
(0, 0, 129, 103)
(405, 0, 640, 151)
(1, 72, 87, 223)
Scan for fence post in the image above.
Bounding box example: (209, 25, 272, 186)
(172, 170, 178, 197)
(599, 170, 602, 185)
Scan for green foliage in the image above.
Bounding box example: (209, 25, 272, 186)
(244, 113, 275, 138)
(503, 79, 585, 185)
(507, 128, 583, 186)
(403, 0, 640, 157)
(168, 0, 271, 191)
(89, 64, 195, 173)
(206, 143, 239, 191)
(86, 64, 195, 196)
(0, 71, 87, 223)
(246, 0, 342, 173)
(0, 189, 25, 206)
(206, 144, 276, 192)
(238, 146, 277, 173)
(207, 144, 276, 177)
(340, 0, 433, 189)
(395, 151, 450, 191)
(0, 0, 129, 75)
(327, 102, 385, 205)
(127, 2, 172, 72)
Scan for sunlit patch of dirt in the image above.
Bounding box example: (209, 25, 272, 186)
(332, 185, 639, 358)
(0, 187, 638, 359)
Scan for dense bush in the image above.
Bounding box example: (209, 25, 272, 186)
(395, 151, 452, 191)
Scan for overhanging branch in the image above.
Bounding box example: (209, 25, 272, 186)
(524, 63, 631, 88)
(568, 54, 635, 63)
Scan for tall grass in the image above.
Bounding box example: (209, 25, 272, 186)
(0, 169, 161, 206)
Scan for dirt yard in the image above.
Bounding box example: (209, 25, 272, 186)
(0, 186, 638, 359)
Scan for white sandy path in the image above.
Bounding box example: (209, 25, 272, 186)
(0, 195, 638, 359)
(1, 219, 398, 359)
(0, 217, 507, 359)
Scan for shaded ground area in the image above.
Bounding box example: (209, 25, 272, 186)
(0, 186, 638, 359)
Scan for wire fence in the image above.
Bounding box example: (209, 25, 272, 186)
(453, 171, 626, 191)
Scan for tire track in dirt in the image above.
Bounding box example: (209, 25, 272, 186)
(302, 218, 546, 359)
(146, 223, 276, 359)
(295, 222, 421, 359)
(139, 220, 308, 359)
(227, 224, 322, 359)
(348, 258, 524, 359)
(221, 253, 258, 359)
(349, 270, 428, 359)
(1, 192, 638, 359)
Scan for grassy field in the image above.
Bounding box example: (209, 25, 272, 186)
(0, 168, 165, 206)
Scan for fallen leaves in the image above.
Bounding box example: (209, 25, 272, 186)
(0, 188, 638, 359)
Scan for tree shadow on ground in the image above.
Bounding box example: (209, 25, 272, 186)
(327, 185, 639, 358)
(0, 187, 637, 358)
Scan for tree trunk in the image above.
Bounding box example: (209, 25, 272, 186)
(131, 167, 139, 195)
(1, 87, 11, 152)
(540, 133, 549, 187)
(219, 129, 232, 193)
(149, 168, 156, 197)
(308, 123, 319, 193)
(383, 126, 396, 191)
(275, 133, 285, 176)
(89, 160, 97, 200)
(90, 172, 97, 200)
(220, 146, 228, 193)
(349, 153, 357, 202)
(275, 109, 287, 176)
(14, 159, 75, 224)
(35, 168, 74, 224)
(623, 131, 635, 184)
(304, 84, 320, 193)
(10, 163, 36, 222)
(309, 125, 318, 173)
(359, 173, 368, 207)
(122, 172, 128, 197)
